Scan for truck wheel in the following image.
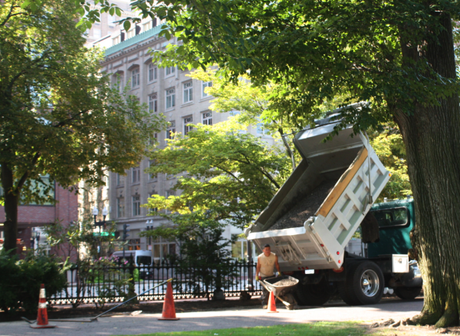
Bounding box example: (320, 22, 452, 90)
(294, 279, 331, 306)
(394, 286, 422, 300)
(339, 261, 384, 305)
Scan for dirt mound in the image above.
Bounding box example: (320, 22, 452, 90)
(271, 179, 336, 230)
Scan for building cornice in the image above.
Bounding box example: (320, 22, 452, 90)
(102, 25, 167, 66)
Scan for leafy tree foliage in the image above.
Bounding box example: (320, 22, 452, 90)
(0, 0, 167, 253)
(146, 119, 290, 230)
(73, 0, 460, 325)
(189, 69, 306, 170)
(369, 123, 411, 201)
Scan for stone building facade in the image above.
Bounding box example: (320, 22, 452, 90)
(94, 18, 272, 261)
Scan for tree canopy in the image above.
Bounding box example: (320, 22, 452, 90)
(146, 119, 291, 230)
(29, 0, 460, 326)
(0, 0, 167, 253)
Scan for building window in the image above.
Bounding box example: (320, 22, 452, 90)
(133, 195, 141, 216)
(183, 116, 193, 135)
(132, 166, 140, 183)
(202, 111, 212, 125)
(131, 68, 140, 88)
(148, 93, 158, 113)
(165, 66, 175, 77)
(112, 73, 123, 92)
(165, 87, 175, 109)
(202, 81, 212, 97)
(152, 237, 176, 261)
(166, 120, 175, 139)
(183, 82, 193, 103)
(116, 173, 124, 186)
(117, 197, 125, 218)
(148, 63, 157, 82)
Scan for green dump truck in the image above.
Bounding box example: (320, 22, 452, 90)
(245, 115, 422, 306)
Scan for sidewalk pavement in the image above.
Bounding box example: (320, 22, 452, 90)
(0, 299, 423, 336)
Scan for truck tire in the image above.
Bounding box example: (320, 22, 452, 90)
(339, 261, 384, 305)
(394, 286, 422, 300)
(294, 279, 331, 306)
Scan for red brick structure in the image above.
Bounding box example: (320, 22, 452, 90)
(0, 184, 78, 261)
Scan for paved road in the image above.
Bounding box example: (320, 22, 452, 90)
(0, 299, 423, 336)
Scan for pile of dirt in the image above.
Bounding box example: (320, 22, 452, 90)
(271, 278, 298, 287)
(270, 179, 336, 230)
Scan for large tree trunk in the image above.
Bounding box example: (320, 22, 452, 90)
(1, 163, 19, 254)
(393, 13, 460, 327)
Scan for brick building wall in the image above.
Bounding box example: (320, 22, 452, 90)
(0, 184, 78, 261)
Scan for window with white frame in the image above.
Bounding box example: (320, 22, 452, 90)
(148, 93, 158, 113)
(166, 120, 175, 139)
(131, 67, 140, 88)
(202, 111, 212, 125)
(117, 197, 125, 218)
(183, 82, 193, 103)
(165, 66, 175, 77)
(202, 81, 212, 97)
(183, 116, 193, 135)
(148, 63, 157, 82)
(165, 87, 175, 109)
(132, 194, 141, 216)
(132, 166, 141, 183)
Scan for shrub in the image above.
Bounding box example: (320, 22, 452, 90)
(0, 250, 68, 313)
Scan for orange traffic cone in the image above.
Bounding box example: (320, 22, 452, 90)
(158, 281, 180, 320)
(30, 284, 56, 329)
(267, 291, 278, 313)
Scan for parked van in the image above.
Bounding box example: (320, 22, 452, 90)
(111, 250, 153, 266)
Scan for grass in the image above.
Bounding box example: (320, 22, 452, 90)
(119, 321, 369, 336)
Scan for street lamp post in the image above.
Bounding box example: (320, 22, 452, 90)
(31, 228, 40, 255)
(93, 206, 108, 257)
(146, 219, 154, 260)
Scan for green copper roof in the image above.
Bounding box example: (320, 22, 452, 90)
(104, 25, 163, 57)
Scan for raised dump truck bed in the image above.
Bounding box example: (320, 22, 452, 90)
(246, 118, 391, 271)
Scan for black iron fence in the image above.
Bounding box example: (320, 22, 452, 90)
(50, 260, 262, 306)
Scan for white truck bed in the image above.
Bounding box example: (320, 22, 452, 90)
(245, 119, 390, 270)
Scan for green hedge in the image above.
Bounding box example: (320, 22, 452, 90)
(0, 251, 67, 313)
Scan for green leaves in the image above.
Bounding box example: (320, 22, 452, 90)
(0, 0, 167, 249)
(146, 120, 290, 229)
